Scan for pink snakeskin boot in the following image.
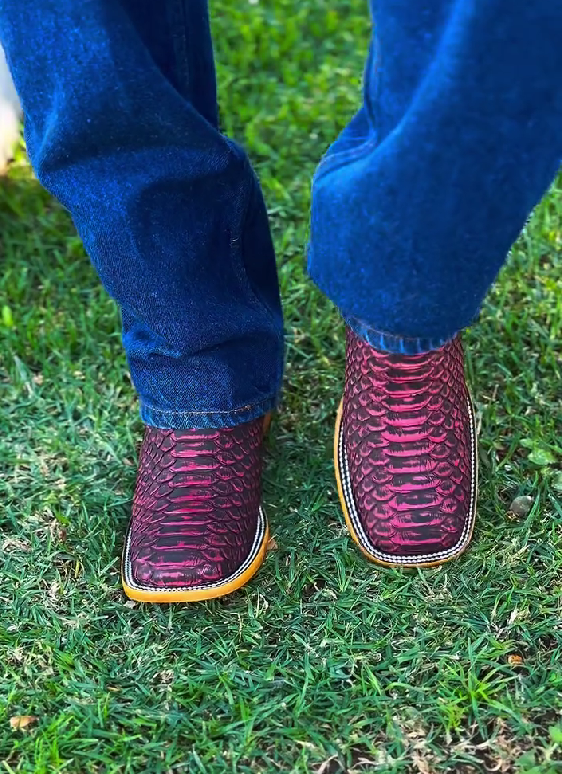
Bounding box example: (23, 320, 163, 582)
(122, 418, 269, 602)
(335, 327, 477, 567)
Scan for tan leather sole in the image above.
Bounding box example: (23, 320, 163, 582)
(122, 520, 269, 603)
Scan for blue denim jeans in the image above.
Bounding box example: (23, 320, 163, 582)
(1, 1, 561, 428)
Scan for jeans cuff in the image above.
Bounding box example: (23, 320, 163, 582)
(140, 394, 279, 430)
(346, 316, 454, 355)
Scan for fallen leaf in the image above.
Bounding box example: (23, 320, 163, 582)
(267, 537, 278, 551)
(10, 716, 38, 730)
(49, 520, 67, 543)
(2, 538, 31, 553)
(412, 751, 431, 774)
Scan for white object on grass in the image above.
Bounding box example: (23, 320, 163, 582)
(0, 44, 21, 171)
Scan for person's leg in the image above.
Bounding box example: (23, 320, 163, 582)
(0, 0, 283, 600)
(311, 0, 562, 348)
(309, 0, 562, 565)
(0, 0, 283, 429)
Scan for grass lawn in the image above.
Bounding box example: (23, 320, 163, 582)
(1, 1, 562, 772)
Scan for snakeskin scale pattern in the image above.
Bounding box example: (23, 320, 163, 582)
(124, 419, 264, 590)
(340, 327, 476, 562)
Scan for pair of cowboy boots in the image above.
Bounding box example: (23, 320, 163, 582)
(122, 329, 476, 602)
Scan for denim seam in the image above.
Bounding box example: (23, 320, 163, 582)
(140, 394, 277, 417)
(363, 32, 381, 133)
(168, 0, 190, 100)
(229, 154, 285, 395)
(231, 154, 285, 336)
(346, 316, 455, 355)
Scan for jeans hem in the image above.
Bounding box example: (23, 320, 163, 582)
(346, 316, 455, 355)
(140, 394, 279, 430)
